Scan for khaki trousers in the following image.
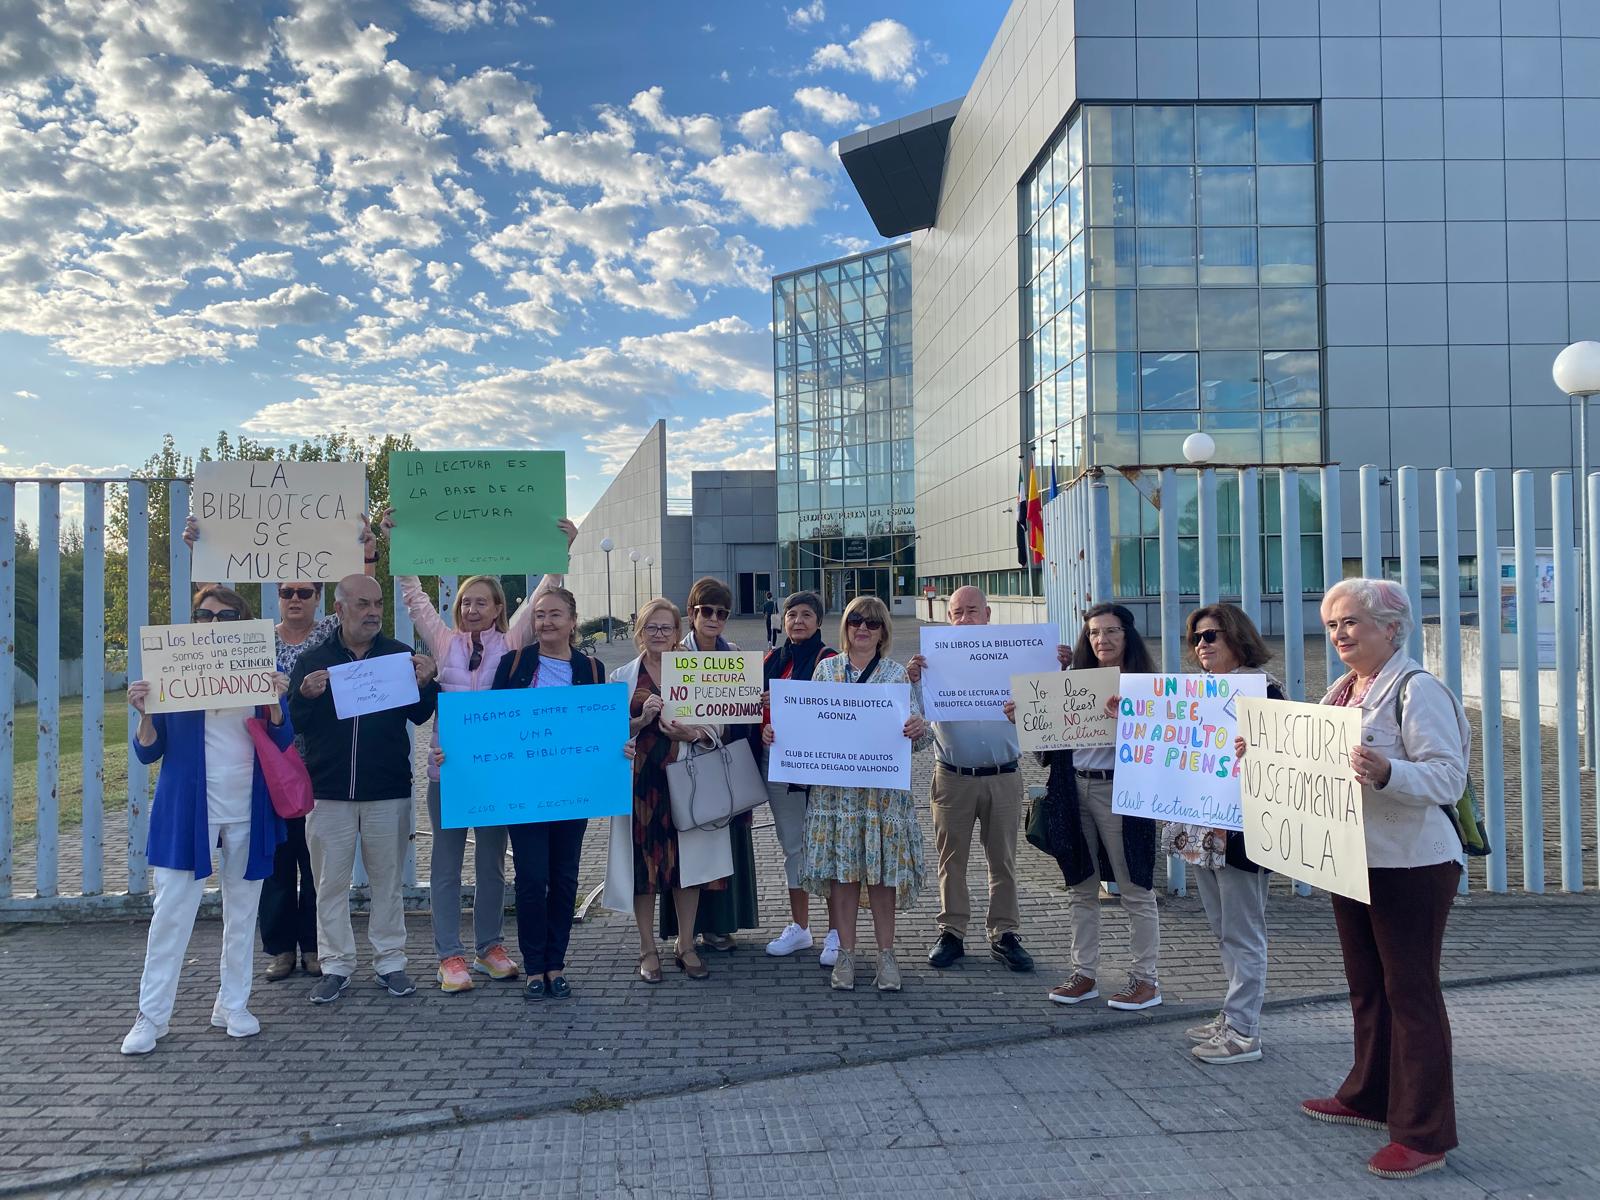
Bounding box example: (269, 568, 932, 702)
(931, 766, 1021, 942)
(1066, 776, 1160, 983)
(307, 797, 411, 978)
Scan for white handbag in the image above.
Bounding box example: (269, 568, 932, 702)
(666, 732, 768, 832)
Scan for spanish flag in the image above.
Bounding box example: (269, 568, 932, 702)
(1027, 462, 1044, 565)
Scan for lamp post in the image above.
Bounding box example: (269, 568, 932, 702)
(599, 536, 615, 641)
(645, 555, 654, 599)
(1553, 340, 1600, 766)
(628, 548, 640, 621)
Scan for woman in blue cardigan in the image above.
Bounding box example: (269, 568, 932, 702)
(121, 585, 294, 1055)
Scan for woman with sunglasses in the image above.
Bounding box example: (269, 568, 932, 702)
(384, 512, 578, 994)
(1171, 604, 1284, 1065)
(602, 597, 726, 983)
(121, 586, 294, 1054)
(1034, 603, 1164, 1012)
(659, 578, 759, 954)
(788, 595, 930, 992)
(182, 512, 376, 985)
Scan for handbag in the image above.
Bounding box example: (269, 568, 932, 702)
(246, 708, 315, 820)
(1394, 671, 1491, 858)
(667, 731, 768, 832)
(1024, 785, 1051, 853)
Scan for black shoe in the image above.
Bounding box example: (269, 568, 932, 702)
(524, 978, 546, 1001)
(989, 932, 1035, 973)
(927, 931, 965, 969)
(546, 975, 572, 1000)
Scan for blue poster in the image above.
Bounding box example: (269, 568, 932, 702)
(437, 683, 632, 829)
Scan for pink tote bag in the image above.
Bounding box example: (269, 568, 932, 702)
(247, 709, 315, 820)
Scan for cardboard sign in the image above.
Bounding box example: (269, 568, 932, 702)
(328, 653, 421, 719)
(663, 651, 762, 724)
(190, 461, 365, 583)
(1111, 673, 1268, 830)
(1238, 697, 1369, 903)
(388, 450, 569, 575)
(768, 679, 912, 791)
(436, 684, 632, 828)
(1011, 667, 1120, 753)
(139, 619, 277, 714)
(918, 623, 1059, 721)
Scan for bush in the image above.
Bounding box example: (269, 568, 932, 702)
(579, 615, 628, 639)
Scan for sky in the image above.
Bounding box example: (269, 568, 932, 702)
(0, 0, 1006, 528)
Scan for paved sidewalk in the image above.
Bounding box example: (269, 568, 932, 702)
(41, 973, 1600, 1200)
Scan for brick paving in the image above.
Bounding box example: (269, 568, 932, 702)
(37, 973, 1600, 1200)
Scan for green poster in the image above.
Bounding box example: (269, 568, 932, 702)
(389, 450, 569, 575)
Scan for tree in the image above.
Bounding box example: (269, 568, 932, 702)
(13, 520, 86, 683)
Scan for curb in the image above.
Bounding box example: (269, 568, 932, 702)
(6, 960, 1597, 1199)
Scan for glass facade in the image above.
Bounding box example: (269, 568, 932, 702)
(1020, 103, 1325, 597)
(773, 244, 916, 612)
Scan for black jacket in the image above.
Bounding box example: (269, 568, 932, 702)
(491, 644, 605, 690)
(288, 630, 439, 802)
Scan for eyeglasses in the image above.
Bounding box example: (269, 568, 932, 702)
(694, 605, 730, 621)
(845, 614, 884, 631)
(1193, 629, 1222, 646)
(193, 608, 241, 622)
(1087, 626, 1125, 640)
(643, 624, 678, 637)
(278, 587, 316, 601)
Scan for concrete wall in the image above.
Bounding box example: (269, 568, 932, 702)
(566, 421, 670, 629)
(14, 660, 128, 704)
(690, 470, 777, 613)
(912, 0, 1599, 588)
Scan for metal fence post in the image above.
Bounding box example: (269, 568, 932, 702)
(0, 483, 13, 900)
(1158, 468, 1180, 674)
(1590, 471, 1600, 887)
(1359, 464, 1382, 579)
(82, 483, 106, 896)
(1320, 466, 1343, 683)
(1475, 470, 1506, 893)
(126, 481, 150, 895)
(1553, 473, 1583, 891)
(1239, 467, 1260, 624)
(1088, 471, 1112, 602)
(35, 483, 60, 898)
(1396, 467, 1423, 663)
(1434, 469, 1461, 698)
(1512, 471, 1543, 893)
(1280, 470, 1304, 701)
(168, 482, 190, 623)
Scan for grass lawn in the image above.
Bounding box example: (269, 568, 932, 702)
(9, 695, 144, 840)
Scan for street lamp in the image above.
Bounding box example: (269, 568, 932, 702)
(644, 554, 654, 598)
(599, 536, 615, 641)
(1182, 431, 1216, 465)
(1553, 340, 1600, 764)
(628, 548, 640, 621)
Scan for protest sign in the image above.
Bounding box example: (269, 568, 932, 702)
(918, 623, 1058, 721)
(1011, 666, 1120, 753)
(768, 680, 911, 791)
(663, 651, 762, 724)
(1111, 673, 1268, 829)
(190, 461, 365, 583)
(1238, 697, 1369, 903)
(436, 684, 631, 828)
(139, 619, 277, 714)
(388, 450, 569, 575)
(328, 653, 421, 720)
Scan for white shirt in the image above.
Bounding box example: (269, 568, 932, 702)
(1075, 745, 1115, 771)
(204, 708, 255, 826)
(534, 655, 574, 688)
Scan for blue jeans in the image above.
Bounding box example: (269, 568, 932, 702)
(507, 819, 588, 975)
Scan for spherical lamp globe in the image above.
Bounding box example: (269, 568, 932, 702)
(599, 536, 614, 553)
(1553, 341, 1600, 397)
(1182, 431, 1216, 465)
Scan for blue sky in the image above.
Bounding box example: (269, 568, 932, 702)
(0, 0, 1004, 525)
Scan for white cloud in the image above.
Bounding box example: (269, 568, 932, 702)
(198, 284, 353, 328)
(634, 225, 768, 290)
(786, 1, 826, 30)
(407, 1, 532, 31)
(425, 260, 459, 293)
(828, 234, 874, 256)
(239, 252, 296, 280)
(628, 85, 723, 157)
(810, 18, 921, 87)
(736, 105, 778, 145)
(780, 130, 840, 173)
(794, 86, 878, 126)
(15, 389, 38, 399)
(692, 145, 832, 229)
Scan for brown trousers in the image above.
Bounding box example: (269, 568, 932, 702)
(930, 766, 1021, 942)
(1331, 861, 1460, 1154)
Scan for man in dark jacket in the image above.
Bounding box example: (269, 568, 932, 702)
(290, 574, 439, 1004)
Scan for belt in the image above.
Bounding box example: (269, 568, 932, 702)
(1075, 768, 1115, 781)
(937, 761, 1018, 777)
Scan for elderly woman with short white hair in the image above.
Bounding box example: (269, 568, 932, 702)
(1298, 578, 1470, 1181)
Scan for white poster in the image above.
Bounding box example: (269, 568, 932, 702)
(139, 619, 277, 714)
(328, 653, 421, 719)
(768, 679, 912, 791)
(918, 623, 1059, 721)
(1111, 673, 1268, 830)
(190, 461, 366, 583)
(1238, 697, 1369, 903)
(1011, 667, 1120, 753)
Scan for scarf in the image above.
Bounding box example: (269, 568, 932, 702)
(765, 629, 835, 686)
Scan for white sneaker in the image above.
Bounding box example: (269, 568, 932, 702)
(765, 923, 813, 956)
(211, 1000, 262, 1038)
(120, 1014, 167, 1055)
(819, 929, 841, 968)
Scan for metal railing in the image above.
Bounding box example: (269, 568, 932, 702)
(1043, 462, 1593, 897)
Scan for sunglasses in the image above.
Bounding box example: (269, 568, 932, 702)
(1193, 629, 1223, 646)
(694, 605, 730, 621)
(845, 614, 884, 631)
(193, 608, 241, 622)
(468, 634, 484, 673)
(278, 587, 316, 600)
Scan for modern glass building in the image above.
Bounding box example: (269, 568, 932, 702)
(840, 0, 1592, 620)
(772, 244, 917, 614)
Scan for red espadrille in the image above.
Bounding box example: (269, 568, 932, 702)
(1300, 1096, 1386, 1131)
(1368, 1142, 1446, 1180)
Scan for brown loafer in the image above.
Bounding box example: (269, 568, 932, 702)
(638, 950, 663, 984)
(674, 950, 711, 980)
(302, 954, 322, 978)
(265, 952, 296, 982)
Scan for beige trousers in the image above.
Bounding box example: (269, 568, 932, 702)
(307, 797, 411, 978)
(931, 766, 1022, 942)
(1066, 776, 1160, 984)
